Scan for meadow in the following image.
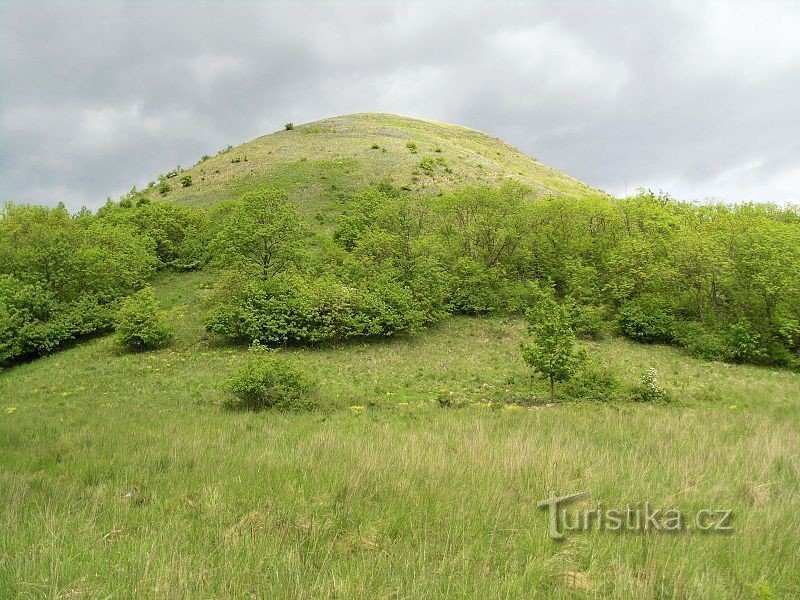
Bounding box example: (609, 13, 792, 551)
(1, 271, 798, 598)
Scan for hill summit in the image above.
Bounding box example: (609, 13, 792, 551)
(142, 113, 604, 213)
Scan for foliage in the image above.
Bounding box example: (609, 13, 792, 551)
(723, 320, 766, 364)
(419, 155, 435, 172)
(618, 296, 675, 344)
(284, 122, 294, 131)
(224, 345, 318, 411)
(521, 297, 579, 400)
(206, 273, 423, 346)
(561, 359, 625, 402)
(632, 367, 671, 403)
(98, 200, 212, 270)
(115, 287, 173, 351)
(210, 188, 306, 279)
(180, 175, 192, 188)
(0, 203, 157, 364)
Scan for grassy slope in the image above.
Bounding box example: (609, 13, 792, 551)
(143, 113, 606, 221)
(1, 271, 799, 598)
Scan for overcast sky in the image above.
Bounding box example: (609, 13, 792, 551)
(1, 0, 799, 210)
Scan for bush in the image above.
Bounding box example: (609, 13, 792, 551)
(206, 273, 424, 346)
(284, 122, 294, 131)
(562, 360, 624, 402)
(406, 141, 418, 154)
(632, 368, 671, 403)
(224, 346, 318, 411)
(419, 156, 435, 172)
(618, 297, 675, 344)
(722, 320, 765, 364)
(673, 321, 725, 361)
(115, 287, 172, 351)
(568, 302, 608, 340)
(180, 175, 192, 188)
(158, 182, 171, 196)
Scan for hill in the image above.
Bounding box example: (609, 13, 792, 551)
(142, 113, 605, 216)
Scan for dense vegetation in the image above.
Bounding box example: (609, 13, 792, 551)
(2, 181, 799, 373)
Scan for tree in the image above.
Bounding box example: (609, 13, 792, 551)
(521, 297, 579, 401)
(211, 189, 305, 279)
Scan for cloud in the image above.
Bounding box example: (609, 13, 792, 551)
(1, 0, 798, 208)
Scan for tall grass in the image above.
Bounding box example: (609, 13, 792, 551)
(1, 272, 798, 598)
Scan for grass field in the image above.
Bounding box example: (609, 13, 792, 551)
(1, 271, 799, 598)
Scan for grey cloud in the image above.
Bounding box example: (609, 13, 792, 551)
(1, 0, 798, 209)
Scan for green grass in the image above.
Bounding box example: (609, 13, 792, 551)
(142, 113, 608, 219)
(1, 271, 799, 598)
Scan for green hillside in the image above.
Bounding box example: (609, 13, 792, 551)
(144, 113, 604, 215)
(2, 113, 800, 598)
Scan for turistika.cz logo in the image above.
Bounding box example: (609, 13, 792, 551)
(537, 491, 734, 540)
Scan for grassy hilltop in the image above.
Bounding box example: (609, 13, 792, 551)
(144, 112, 604, 214)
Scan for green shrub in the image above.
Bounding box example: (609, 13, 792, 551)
(406, 141, 418, 154)
(115, 287, 172, 351)
(180, 175, 192, 188)
(224, 346, 318, 411)
(618, 297, 675, 344)
(206, 273, 423, 346)
(673, 321, 725, 361)
(284, 122, 294, 131)
(723, 320, 765, 364)
(561, 360, 624, 402)
(568, 302, 608, 340)
(419, 156, 435, 172)
(157, 182, 171, 196)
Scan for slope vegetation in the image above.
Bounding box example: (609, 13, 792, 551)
(144, 113, 604, 217)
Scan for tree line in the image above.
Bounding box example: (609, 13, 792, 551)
(1, 183, 799, 369)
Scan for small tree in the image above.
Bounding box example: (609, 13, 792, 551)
(210, 188, 305, 279)
(521, 297, 578, 401)
(115, 287, 173, 350)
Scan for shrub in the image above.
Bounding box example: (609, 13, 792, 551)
(115, 287, 172, 351)
(419, 156, 435, 172)
(618, 297, 675, 344)
(284, 122, 294, 131)
(568, 302, 608, 340)
(406, 141, 418, 154)
(723, 320, 765, 364)
(562, 360, 624, 402)
(370, 143, 380, 150)
(224, 346, 318, 411)
(158, 182, 171, 196)
(632, 368, 670, 403)
(206, 273, 424, 346)
(673, 321, 725, 361)
(180, 175, 192, 188)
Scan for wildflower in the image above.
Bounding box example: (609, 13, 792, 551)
(5, 406, 17, 414)
(350, 405, 365, 415)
